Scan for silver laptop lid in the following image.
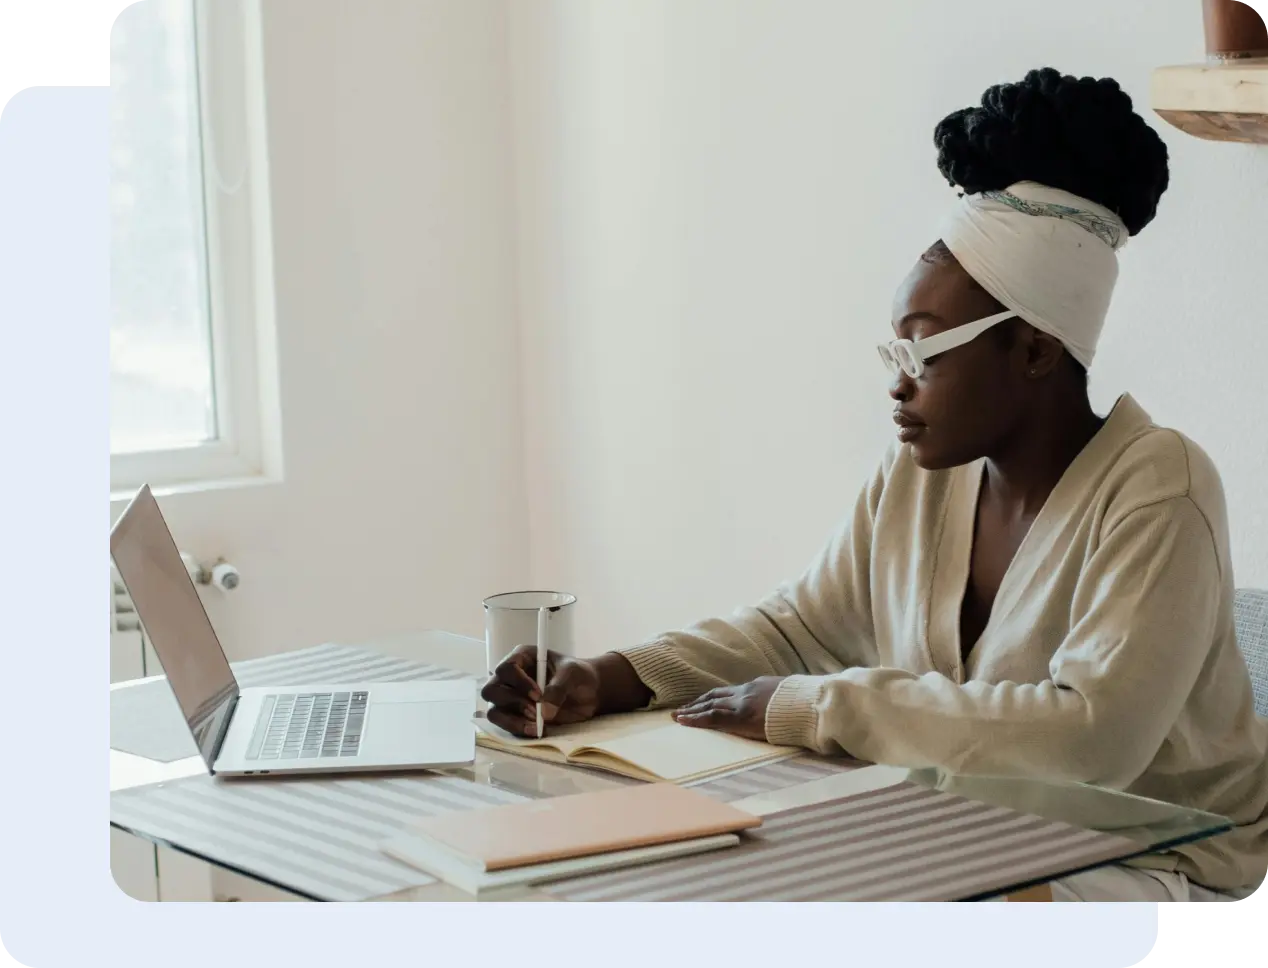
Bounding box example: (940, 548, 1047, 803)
(110, 485, 238, 769)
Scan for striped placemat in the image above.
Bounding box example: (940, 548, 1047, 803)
(109, 752, 861, 901)
(543, 781, 1144, 902)
(110, 771, 527, 901)
(688, 755, 858, 800)
(111, 643, 471, 762)
(111, 643, 869, 900)
(109, 756, 857, 903)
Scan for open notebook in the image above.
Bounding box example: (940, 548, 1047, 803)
(474, 708, 796, 783)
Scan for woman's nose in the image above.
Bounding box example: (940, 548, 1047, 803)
(888, 371, 913, 402)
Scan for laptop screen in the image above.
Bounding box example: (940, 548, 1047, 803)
(110, 486, 239, 770)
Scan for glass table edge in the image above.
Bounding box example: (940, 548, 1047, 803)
(962, 822, 1236, 901)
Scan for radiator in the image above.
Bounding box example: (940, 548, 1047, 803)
(110, 549, 222, 681)
(110, 565, 153, 682)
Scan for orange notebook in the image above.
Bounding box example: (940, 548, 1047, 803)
(401, 782, 762, 872)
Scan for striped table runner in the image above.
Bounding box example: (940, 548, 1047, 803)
(224, 643, 475, 688)
(111, 770, 526, 901)
(689, 755, 857, 800)
(109, 751, 859, 901)
(112, 643, 495, 900)
(109, 751, 857, 903)
(543, 781, 1144, 902)
(111, 643, 861, 900)
(118, 646, 1139, 901)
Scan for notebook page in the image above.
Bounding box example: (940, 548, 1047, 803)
(576, 723, 795, 783)
(475, 708, 676, 760)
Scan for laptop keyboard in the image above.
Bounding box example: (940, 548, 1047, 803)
(245, 691, 369, 761)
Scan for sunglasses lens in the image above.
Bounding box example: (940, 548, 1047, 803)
(877, 345, 897, 373)
(895, 343, 921, 378)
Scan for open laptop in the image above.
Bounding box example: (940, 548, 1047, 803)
(110, 485, 476, 777)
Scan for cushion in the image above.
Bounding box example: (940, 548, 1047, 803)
(1234, 589, 1268, 718)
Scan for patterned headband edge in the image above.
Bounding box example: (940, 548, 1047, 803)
(976, 189, 1128, 251)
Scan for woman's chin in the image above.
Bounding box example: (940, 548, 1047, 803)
(906, 436, 956, 471)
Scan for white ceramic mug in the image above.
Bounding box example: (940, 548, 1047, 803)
(482, 590, 577, 677)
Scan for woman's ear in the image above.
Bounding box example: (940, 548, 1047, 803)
(1025, 330, 1067, 378)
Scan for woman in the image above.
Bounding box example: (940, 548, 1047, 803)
(483, 68, 1268, 901)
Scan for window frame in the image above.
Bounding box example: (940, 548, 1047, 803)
(110, 0, 281, 496)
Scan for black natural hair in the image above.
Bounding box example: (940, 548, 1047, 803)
(933, 67, 1170, 235)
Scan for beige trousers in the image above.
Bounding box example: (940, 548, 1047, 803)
(1048, 865, 1257, 902)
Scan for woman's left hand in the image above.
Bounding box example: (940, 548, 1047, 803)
(672, 677, 785, 741)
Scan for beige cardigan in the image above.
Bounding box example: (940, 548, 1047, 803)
(620, 395, 1268, 891)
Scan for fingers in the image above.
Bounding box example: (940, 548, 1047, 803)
(673, 682, 742, 714)
(674, 708, 733, 730)
(674, 681, 744, 729)
(674, 695, 724, 718)
(480, 682, 539, 719)
(673, 698, 739, 731)
(690, 686, 731, 704)
(481, 646, 543, 737)
(481, 647, 543, 704)
(486, 704, 540, 738)
(483, 646, 585, 734)
(539, 659, 589, 719)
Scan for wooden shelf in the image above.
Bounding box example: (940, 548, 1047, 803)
(1152, 58, 1268, 144)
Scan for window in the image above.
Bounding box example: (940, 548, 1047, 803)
(110, 0, 279, 493)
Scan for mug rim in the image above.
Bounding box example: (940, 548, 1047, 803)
(482, 589, 577, 611)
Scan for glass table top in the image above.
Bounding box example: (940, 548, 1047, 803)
(429, 752, 1232, 901)
(109, 641, 1234, 902)
(440, 749, 1231, 856)
(903, 768, 1231, 897)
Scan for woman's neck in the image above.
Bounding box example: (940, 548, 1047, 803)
(983, 385, 1104, 515)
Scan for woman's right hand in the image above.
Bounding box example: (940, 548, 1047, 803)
(480, 648, 653, 737)
(481, 646, 601, 736)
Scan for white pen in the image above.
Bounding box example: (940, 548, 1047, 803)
(535, 606, 549, 738)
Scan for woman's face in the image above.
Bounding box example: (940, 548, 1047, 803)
(888, 251, 1029, 471)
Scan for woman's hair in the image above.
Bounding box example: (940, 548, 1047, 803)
(933, 68, 1170, 236)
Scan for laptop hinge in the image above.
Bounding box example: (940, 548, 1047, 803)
(208, 691, 240, 774)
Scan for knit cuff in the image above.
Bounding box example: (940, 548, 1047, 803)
(764, 675, 824, 748)
(616, 640, 710, 709)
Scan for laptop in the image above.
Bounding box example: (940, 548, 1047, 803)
(110, 485, 477, 777)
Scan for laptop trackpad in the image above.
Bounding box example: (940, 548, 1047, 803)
(367, 701, 475, 758)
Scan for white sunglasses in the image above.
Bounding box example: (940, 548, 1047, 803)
(878, 309, 1017, 379)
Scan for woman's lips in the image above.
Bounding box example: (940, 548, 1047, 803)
(894, 411, 926, 443)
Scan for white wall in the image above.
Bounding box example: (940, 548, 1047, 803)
(110, 0, 530, 659)
(111, 0, 1267, 663)
(508, 0, 1268, 655)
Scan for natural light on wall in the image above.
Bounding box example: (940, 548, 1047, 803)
(109, 0, 280, 493)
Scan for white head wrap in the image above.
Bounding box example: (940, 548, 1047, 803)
(938, 181, 1129, 369)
